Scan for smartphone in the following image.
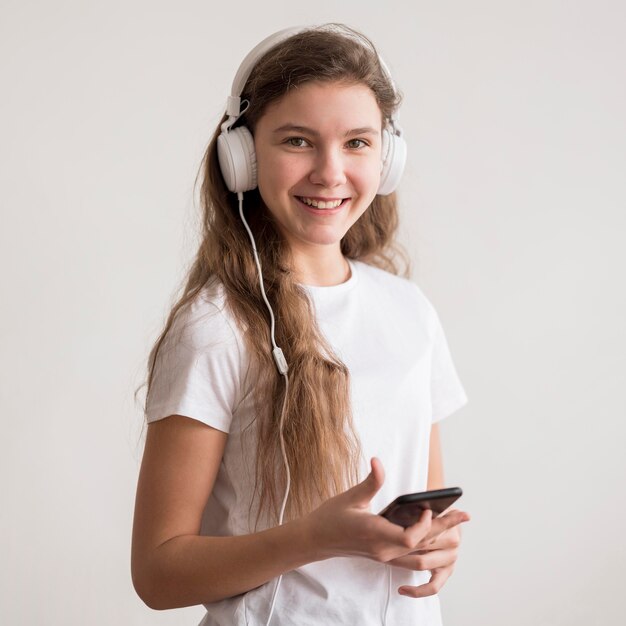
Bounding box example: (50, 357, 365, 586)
(379, 487, 463, 528)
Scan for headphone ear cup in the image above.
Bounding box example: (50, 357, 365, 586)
(217, 126, 257, 193)
(378, 127, 407, 196)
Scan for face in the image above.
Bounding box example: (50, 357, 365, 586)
(253, 81, 383, 258)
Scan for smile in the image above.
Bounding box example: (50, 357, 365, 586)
(296, 196, 348, 209)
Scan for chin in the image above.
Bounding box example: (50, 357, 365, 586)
(303, 227, 348, 247)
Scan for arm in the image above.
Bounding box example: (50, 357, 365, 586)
(131, 415, 317, 610)
(131, 415, 469, 610)
(426, 423, 445, 490)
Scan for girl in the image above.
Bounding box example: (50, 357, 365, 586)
(131, 23, 470, 626)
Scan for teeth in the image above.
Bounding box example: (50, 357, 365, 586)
(299, 197, 343, 209)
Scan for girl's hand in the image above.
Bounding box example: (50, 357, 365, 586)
(388, 512, 467, 598)
(303, 458, 470, 567)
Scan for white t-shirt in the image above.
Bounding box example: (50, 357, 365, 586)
(146, 259, 468, 625)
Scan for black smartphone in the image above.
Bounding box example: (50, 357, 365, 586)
(378, 487, 463, 528)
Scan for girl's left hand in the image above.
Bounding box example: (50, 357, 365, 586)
(387, 511, 465, 598)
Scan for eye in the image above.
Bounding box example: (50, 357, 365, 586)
(346, 138, 368, 149)
(285, 137, 310, 148)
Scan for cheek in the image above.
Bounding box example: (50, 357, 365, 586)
(258, 152, 304, 195)
(351, 159, 382, 193)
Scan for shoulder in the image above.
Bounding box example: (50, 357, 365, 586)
(165, 278, 244, 354)
(146, 279, 249, 428)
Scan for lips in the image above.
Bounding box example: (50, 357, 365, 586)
(295, 196, 350, 210)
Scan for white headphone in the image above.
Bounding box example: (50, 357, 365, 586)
(217, 25, 407, 196)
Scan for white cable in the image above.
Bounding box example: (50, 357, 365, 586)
(237, 192, 291, 626)
(237, 193, 288, 375)
(382, 565, 392, 625)
(264, 376, 290, 625)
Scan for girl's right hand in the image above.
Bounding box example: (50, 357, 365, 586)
(303, 457, 470, 564)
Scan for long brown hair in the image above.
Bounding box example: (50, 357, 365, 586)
(144, 24, 409, 524)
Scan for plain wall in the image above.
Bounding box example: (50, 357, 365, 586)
(1, 0, 624, 624)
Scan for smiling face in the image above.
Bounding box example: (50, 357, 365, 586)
(253, 81, 383, 263)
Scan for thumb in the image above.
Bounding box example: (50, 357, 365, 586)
(346, 457, 385, 506)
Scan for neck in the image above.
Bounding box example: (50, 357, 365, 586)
(292, 248, 351, 287)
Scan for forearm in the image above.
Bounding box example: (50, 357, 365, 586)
(134, 516, 318, 610)
(427, 424, 445, 490)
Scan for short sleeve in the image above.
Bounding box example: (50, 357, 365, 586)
(430, 309, 468, 423)
(145, 293, 245, 433)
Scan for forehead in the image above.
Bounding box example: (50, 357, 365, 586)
(256, 81, 383, 133)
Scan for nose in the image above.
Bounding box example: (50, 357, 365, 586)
(309, 146, 347, 188)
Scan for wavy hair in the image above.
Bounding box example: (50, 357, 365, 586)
(144, 24, 410, 524)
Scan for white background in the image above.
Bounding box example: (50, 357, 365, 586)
(1, 0, 625, 624)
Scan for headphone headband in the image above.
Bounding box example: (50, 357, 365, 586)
(225, 24, 400, 122)
(226, 26, 307, 117)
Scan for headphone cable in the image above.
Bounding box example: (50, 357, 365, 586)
(237, 192, 291, 626)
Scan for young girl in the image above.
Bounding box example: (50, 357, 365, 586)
(131, 24, 470, 626)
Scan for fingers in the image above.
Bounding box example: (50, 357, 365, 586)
(344, 457, 385, 507)
(400, 506, 467, 547)
(369, 457, 385, 491)
(394, 510, 468, 598)
(398, 566, 453, 598)
(383, 509, 467, 563)
(389, 548, 457, 572)
(400, 508, 433, 546)
(422, 524, 463, 552)
(426, 510, 470, 543)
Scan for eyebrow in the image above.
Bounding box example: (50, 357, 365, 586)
(272, 124, 379, 136)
